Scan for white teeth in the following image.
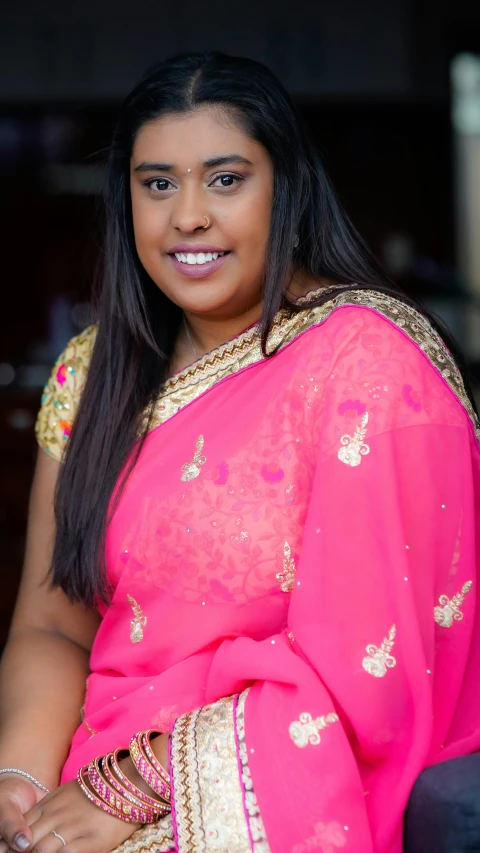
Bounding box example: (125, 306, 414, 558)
(174, 251, 226, 265)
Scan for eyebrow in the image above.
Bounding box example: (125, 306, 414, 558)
(133, 154, 254, 173)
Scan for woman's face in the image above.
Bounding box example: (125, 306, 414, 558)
(130, 107, 274, 319)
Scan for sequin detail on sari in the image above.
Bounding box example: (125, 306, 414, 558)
(275, 541, 296, 592)
(181, 435, 206, 482)
(362, 625, 397, 677)
(434, 581, 473, 627)
(338, 412, 370, 467)
(127, 594, 147, 643)
(236, 690, 270, 852)
(289, 711, 339, 748)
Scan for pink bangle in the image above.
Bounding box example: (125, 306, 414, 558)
(142, 731, 171, 787)
(129, 739, 171, 803)
(107, 751, 169, 812)
(77, 760, 168, 824)
(129, 731, 171, 803)
(92, 758, 158, 816)
(77, 766, 135, 824)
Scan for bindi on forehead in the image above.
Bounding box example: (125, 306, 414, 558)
(133, 154, 255, 174)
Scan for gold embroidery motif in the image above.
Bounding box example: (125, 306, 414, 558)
(127, 594, 147, 643)
(338, 412, 370, 467)
(362, 624, 397, 677)
(170, 695, 253, 852)
(434, 581, 473, 628)
(289, 711, 339, 748)
(276, 541, 296, 592)
(111, 813, 175, 853)
(181, 435, 206, 482)
(236, 690, 270, 852)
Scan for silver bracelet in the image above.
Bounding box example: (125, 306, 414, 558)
(0, 768, 50, 794)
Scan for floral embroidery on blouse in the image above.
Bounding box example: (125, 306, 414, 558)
(35, 324, 97, 462)
(180, 435, 206, 482)
(362, 624, 397, 677)
(337, 412, 370, 467)
(434, 581, 473, 628)
(289, 711, 339, 748)
(276, 541, 297, 593)
(127, 594, 147, 643)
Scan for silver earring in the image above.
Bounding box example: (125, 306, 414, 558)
(294, 234, 299, 248)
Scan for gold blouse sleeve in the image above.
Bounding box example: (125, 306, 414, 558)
(35, 324, 98, 462)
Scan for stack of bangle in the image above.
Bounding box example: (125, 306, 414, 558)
(77, 731, 171, 825)
(129, 730, 171, 804)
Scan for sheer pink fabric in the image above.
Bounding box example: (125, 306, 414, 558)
(61, 304, 480, 853)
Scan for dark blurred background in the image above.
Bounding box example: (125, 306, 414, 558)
(1, 0, 480, 644)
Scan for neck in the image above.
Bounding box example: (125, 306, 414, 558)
(183, 300, 264, 357)
(180, 271, 325, 363)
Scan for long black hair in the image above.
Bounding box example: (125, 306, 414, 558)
(52, 51, 476, 606)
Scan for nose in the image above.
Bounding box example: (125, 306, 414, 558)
(170, 185, 207, 234)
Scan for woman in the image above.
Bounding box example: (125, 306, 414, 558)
(0, 51, 479, 853)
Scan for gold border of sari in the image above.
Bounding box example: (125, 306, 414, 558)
(142, 288, 480, 441)
(169, 691, 266, 853)
(36, 286, 480, 460)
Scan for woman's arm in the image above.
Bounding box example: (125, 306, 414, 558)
(0, 449, 100, 848)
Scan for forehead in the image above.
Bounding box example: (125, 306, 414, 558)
(131, 107, 267, 165)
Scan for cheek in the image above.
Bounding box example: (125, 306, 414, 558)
(229, 196, 272, 253)
(131, 197, 164, 251)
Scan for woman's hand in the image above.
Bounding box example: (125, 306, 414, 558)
(0, 732, 171, 853)
(2, 778, 140, 853)
(0, 775, 42, 853)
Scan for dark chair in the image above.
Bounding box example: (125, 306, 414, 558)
(404, 754, 480, 852)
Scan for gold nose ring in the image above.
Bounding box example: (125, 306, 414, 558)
(203, 216, 210, 229)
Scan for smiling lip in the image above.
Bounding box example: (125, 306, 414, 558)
(168, 244, 230, 254)
(168, 252, 230, 279)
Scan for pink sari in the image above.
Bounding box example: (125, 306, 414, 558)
(37, 288, 480, 853)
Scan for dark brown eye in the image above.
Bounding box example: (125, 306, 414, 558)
(211, 174, 243, 188)
(152, 179, 170, 191)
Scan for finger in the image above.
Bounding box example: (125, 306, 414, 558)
(0, 801, 33, 852)
(30, 830, 66, 853)
(30, 829, 81, 853)
(26, 819, 66, 853)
